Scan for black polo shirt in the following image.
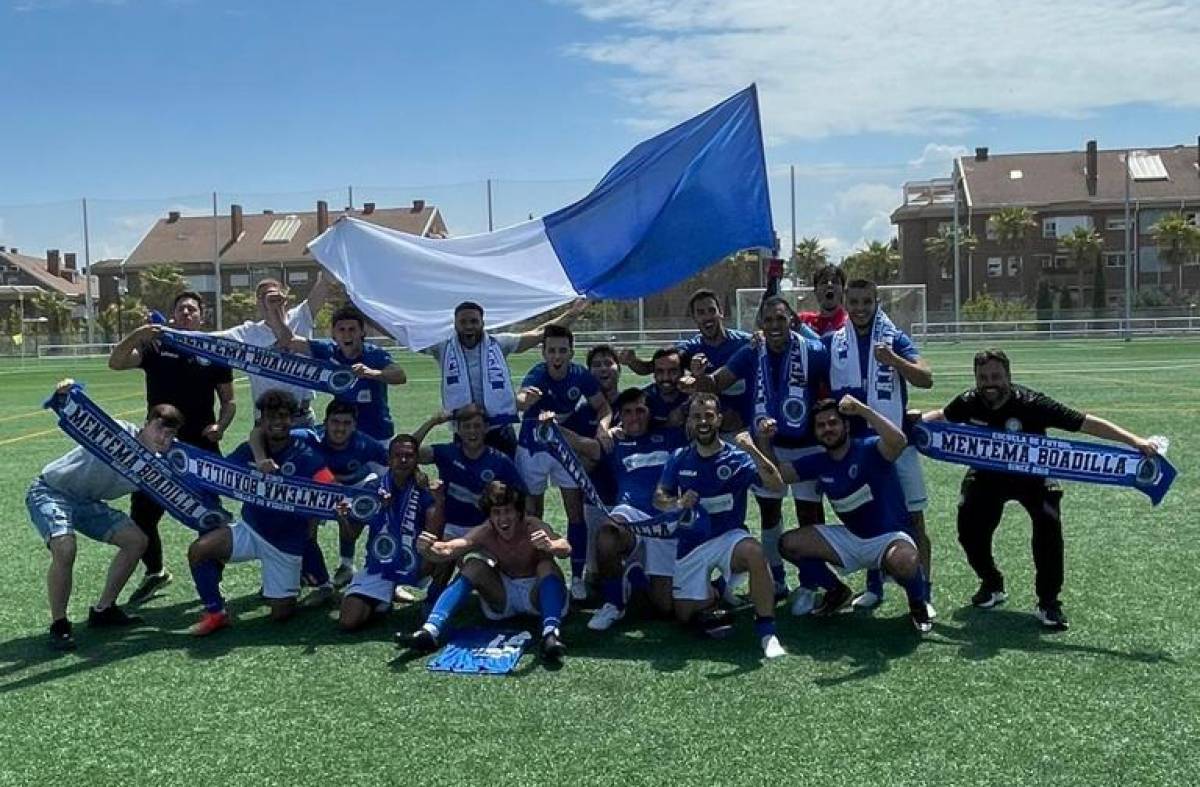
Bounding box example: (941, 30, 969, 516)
(942, 384, 1086, 436)
(139, 342, 233, 446)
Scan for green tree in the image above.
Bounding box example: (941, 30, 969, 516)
(923, 224, 978, 283)
(962, 292, 1033, 323)
(221, 290, 259, 326)
(140, 264, 188, 316)
(97, 297, 148, 341)
(30, 290, 76, 338)
(1091, 262, 1107, 315)
(790, 237, 828, 285)
(987, 207, 1038, 248)
(1035, 280, 1053, 321)
(1149, 212, 1200, 292)
(1060, 225, 1103, 298)
(1058, 287, 1074, 311)
(840, 240, 900, 284)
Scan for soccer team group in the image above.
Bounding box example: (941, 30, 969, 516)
(26, 265, 1161, 662)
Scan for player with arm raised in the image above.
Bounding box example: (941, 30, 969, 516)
(655, 393, 788, 659)
(397, 481, 572, 664)
(773, 396, 933, 633)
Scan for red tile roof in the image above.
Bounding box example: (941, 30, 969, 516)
(0, 250, 87, 297)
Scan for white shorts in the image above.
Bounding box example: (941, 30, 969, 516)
(345, 568, 394, 612)
(583, 504, 608, 573)
(515, 447, 579, 495)
(753, 444, 822, 502)
(480, 573, 570, 621)
(228, 521, 302, 600)
(672, 528, 752, 602)
(444, 523, 473, 540)
(608, 504, 676, 578)
(814, 524, 917, 574)
(894, 446, 928, 513)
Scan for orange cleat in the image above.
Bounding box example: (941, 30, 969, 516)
(190, 610, 231, 636)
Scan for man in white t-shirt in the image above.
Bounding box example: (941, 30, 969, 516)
(213, 272, 332, 426)
(422, 299, 588, 456)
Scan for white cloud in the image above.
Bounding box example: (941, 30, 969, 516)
(561, 0, 1200, 140)
(908, 143, 969, 171)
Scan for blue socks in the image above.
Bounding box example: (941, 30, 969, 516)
(797, 558, 839, 591)
(754, 615, 777, 640)
(191, 559, 225, 613)
(537, 574, 567, 634)
(566, 520, 587, 579)
(601, 577, 624, 609)
(302, 538, 330, 587)
(424, 574, 473, 635)
(899, 567, 931, 606)
(866, 569, 885, 596)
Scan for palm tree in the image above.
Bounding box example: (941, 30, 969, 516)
(987, 207, 1038, 248)
(30, 290, 76, 340)
(841, 240, 900, 284)
(791, 236, 829, 285)
(1150, 212, 1200, 293)
(139, 264, 188, 316)
(221, 290, 259, 326)
(1060, 225, 1103, 302)
(923, 224, 978, 280)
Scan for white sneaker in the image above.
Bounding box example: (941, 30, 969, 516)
(761, 634, 787, 659)
(587, 603, 625, 631)
(393, 586, 418, 604)
(570, 577, 589, 602)
(852, 590, 883, 611)
(789, 587, 817, 617)
(925, 601, 938, 620)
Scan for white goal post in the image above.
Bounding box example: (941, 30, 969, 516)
(734, 284, 927, 335)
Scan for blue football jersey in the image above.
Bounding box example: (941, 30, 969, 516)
(677, 330, 753, 423)
(608, 429, 686, 512)
(726, 337, 830, 447)
(824, 330, 920, 437)
(226, 438, 331, 555)
(564, 396, 619, 506)
(432, 442, 524, 528)
(518, 362, 600, 451)
(657, 442, 758, 556)
(293, 427, 388, 485)
(308, 340, 397, 440)
(789, 436, 907, 538)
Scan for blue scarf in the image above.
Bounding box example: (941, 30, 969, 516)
(44, 384, 231, 531)
(166, 441, 383, 520)
(159, 328, 358, 395)
(912, 421, 1177, 505)
(364, 474, 424, 584)
(754, 331, 810, 437)
(535, 420, 704, 538)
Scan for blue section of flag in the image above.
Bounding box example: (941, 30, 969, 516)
(426, 628, 531, 675)
(543, 84, 774, 299)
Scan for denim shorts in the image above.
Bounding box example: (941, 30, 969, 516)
(25, 479, 133, 544)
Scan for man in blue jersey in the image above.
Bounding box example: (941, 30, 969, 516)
(399, 481, 572, 664)
(187, 390, 335, 636)
(684, 296, 830, 604)
(515, 324, 611, 601)
(655, 393, 789, 659)
(826, 279, 933, 613)
(268, 304, 407, 440)
(773, 396, 933, 633)
(640, 348, 690, 440)
(336, 434, 446, 632)
(414, 404, 525, 540)
(249, 399, 391, 589)
(550, 387, 686, 631)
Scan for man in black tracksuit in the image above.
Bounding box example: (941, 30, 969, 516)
(923, 348, 1158, 630)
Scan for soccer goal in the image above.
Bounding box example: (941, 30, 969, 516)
(733, 284, 927, 335)
(37, 342, 117, 359)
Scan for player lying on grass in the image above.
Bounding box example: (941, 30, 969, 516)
(771, 396, 933, 634)
(547, 388, 685, 631)
(654, 393, 789, 660)
(187, 390, 334, 636)
(27, 379, 180, 650)
(336, 433, 449, 632)
(397, 481, 572, 664)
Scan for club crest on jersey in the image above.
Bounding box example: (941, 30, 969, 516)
(481, 469, 495, 483)
(848, 464, 859, 479)
(651, 434, 664, 443)
(346, 460, 361, 473)
(1005, 418, 1022, 432)
(567, 386, 581, 401)
(782, 397, 807, 426)
(717, 464, 733, 480)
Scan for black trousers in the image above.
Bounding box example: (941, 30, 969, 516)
(131, 432, 219, 574)
(956, 471, 1065, 605)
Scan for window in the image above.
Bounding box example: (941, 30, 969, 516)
(987, 257, 1003, 277)
(985, 219, 998, 241)
(287, 271, 309, 284)
(1043, 218, 1057, 239)
(1103, 252, 1126, 268)
(1128, 153, 1169, 181)
(940, 295, 955, 311)
(1007, 256, 1022, 276)
(1105, 217, 1127, 231)
(1054, 255, 1069, 269)
(1186, 212, 1199, 227)
(1036, 254, 1053, 270)
(229, 273, 250, 287)
(1107, 294, 1123, 307)
(263, 215, 302, 244)
(185, 274, 216, 291)
(939, 263, 952, 280)
(1009, 169, 1023, 180)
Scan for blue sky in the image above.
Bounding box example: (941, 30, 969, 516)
(3, 0, 1199, 261)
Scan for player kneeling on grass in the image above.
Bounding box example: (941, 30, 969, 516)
(397, 481, 571, 664)
(772, 396, 933, 633)
(337, 434, 449, 632)
(654, 393, 789, 660)
(27, 379, 179, 650)
(548, 388, 686, 631)
(187, 390, 335, 636)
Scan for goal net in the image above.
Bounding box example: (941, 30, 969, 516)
(733, 284, 927, 335)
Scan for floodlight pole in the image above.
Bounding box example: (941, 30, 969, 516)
(81, 198, 95, 345)
(1123, 151, 1133, 342)
(487, 179, 494, 232)
(790, 165, 796, 279)
(953, 168, 962, 333)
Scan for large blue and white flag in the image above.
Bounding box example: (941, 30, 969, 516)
(309, 85, 774, 349)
